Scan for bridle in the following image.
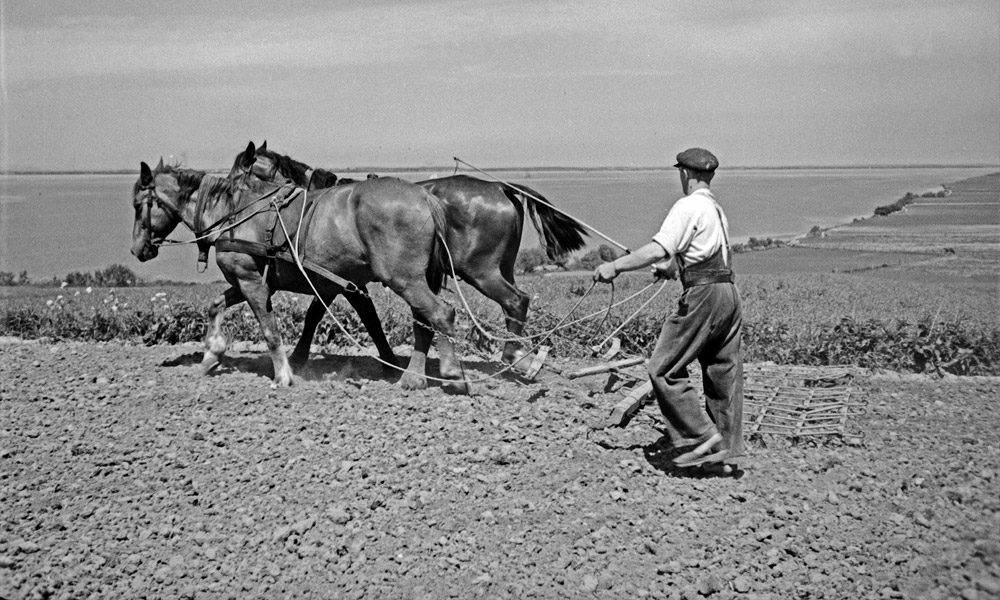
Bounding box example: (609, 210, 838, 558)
(138, 179, 185, 251)
(138, 173, 299, 256)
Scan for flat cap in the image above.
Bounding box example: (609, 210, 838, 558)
(674, 148, 719, 172)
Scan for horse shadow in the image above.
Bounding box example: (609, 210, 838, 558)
(159, 348, 518, 392)
(160, 350, 296, 382)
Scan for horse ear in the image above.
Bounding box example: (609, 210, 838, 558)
(140, 162, 153, 186)
(156, 157, 164, 170)
(241, 141, 257, 170)
(260, 140, 267, 152)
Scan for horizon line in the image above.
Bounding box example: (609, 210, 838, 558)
(4, 164, 1000, 176)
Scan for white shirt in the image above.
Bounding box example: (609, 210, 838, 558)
(651, 188, 730, 267)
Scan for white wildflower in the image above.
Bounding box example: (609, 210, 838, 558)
(86, 287, 93, 293)
(46, 299, 54, 307)
(60, 281, 68, 288)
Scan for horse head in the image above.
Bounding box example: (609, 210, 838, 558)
(130, 161, 203, 262)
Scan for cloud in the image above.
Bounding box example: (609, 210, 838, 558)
(5, 0, 996, 85)
(4, 1, 652, 80)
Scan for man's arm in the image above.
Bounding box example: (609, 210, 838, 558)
(593, 241, 668, 282)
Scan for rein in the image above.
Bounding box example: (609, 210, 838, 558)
(143, 163, 672, 388)
(148, 183, 293, 249)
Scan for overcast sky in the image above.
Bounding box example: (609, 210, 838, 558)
(2, 0, 998, 171)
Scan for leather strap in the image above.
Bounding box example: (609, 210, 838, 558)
(681, 271, 734, 290)
(214, 239, 358, 292)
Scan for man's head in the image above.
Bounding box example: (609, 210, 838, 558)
(674, 147, 717, 193)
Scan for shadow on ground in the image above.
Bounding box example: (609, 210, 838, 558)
(159, 348, 527, 392)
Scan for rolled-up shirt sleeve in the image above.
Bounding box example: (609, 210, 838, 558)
(651, 199, 696, 258)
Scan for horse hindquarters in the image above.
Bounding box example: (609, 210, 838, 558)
(378, 184, 464, 390)
(307, 179, 464, 390)
(431, 179, 533, 366)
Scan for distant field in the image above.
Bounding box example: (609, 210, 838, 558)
(732, 246, 937, 274)
(801, 172, 1000, 255)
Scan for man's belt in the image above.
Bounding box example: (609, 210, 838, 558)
(681, 270, 734, 289)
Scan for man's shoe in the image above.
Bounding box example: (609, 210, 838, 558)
(672, 433, 728, 468)
(698, 462, 736, 476)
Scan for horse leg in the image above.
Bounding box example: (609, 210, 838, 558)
(289, 297, 328, 369)
(201, 286, 245, 375)
(463, 271, 533, 370)
(399, 314, 433, 390)
(342, 290, 400, 368)
(291, 291, 399, 371)
(394, 285, 466, 392)
(238, 278, 294, 386)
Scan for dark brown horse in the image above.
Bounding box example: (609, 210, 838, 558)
(229, 141, 588, 370)
(131, 159, 464, 390)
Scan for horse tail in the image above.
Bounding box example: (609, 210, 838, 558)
(422, 190, 451, 293)
(504, 183, 588, 260)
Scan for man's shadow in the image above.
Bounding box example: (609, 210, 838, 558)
(593, 426, 744, 480)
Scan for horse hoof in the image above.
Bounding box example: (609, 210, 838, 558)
(444, 379, 471, 395)
(273, 377, 294, 388)
(399, 373, 427, 390)
(201, 355, 221, 376)
(503, 351, 535, 374)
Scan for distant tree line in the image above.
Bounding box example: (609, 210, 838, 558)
(0, 264, 143, 287)
(730, 237, 786, 253)
(0, 271, 30, 286)
(873, 187, 950, 217)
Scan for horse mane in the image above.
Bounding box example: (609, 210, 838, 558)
(309, 168, 340, 189)
(261, 148, 344, 190)
(166, 166, 207, 197)
(199, 173, 274, 206)
(133, 164, 205, 205)
(258, 148, 314, 186)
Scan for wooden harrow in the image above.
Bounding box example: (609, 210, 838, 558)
(558, 343, 864, 436)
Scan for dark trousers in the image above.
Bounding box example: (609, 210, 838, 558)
(648, 282, 745, 460)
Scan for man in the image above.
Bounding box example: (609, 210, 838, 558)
(593, 147, 744, 473)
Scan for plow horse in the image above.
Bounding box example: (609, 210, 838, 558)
(229, 141, 589, 370)
(130, 159, 466, 390)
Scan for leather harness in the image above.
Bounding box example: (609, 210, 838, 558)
(194, 184, 361, 293)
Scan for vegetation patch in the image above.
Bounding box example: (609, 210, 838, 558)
(2, 264, 997, 377)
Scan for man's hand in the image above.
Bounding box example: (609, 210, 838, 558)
(651, 259, 678, 280)
(593, 262, 618, 283)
